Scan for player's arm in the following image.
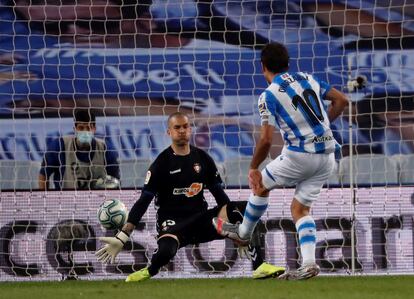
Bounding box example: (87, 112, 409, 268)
(249, 124, 274, 194)
(96, 164, 159, 264)
(325, 87, 349, 122)
(38, 138, 61, 190)
(123, 190, 155, 233)
(38, 174, 47, 190)
(209, 184, 230, 207)
(314, 74, 348, 122)
(249, 92, 276, 194)
(251, 91, 276, 169)
(250, 124, 274, 170)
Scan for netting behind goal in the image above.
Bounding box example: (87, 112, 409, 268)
(0, 0, 414, 280)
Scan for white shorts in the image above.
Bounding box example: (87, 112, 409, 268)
(261, 148, 336, 207)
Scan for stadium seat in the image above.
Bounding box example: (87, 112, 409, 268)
(338, 154, 399, 186)
(121, 160, 226, 188)
(390, 154, 414, 185)
(325, 161, 340, 187)
(215, 162, 227, 184)
(119, 159, 152, 188)
(222, 157, 272, 187)
(222, 158, 250, 187)
(0, 160, 41, 191)
(223, 157, 340, 188)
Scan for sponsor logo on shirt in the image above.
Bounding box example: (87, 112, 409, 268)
(173, 182, 203, 197)
(312, 135, 333, 143)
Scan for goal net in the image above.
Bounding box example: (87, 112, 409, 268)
(0, 0, 414, 280)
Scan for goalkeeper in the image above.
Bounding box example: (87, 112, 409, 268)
(96, 112, 285, 282)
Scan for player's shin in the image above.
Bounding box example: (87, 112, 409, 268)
(295, 215, 317, 266)
(238, 194, 269, 239)
(147, 236, 179, 276)
(249, 226, 265, 270)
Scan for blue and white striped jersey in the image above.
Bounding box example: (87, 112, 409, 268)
(258, 72, 338, 154)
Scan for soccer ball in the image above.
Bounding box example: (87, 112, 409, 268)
(97, 199, 128, 230)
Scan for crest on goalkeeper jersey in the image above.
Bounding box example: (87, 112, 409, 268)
(193, 163, 201, 173)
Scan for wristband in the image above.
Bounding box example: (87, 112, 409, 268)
(115, 230, 130, 244)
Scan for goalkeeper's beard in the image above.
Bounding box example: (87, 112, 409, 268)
(174, 137, 190, 147)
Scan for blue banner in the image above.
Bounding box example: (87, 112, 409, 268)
(0, 1, 413, 158)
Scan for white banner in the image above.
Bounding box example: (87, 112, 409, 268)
(1, 187, 414, 281)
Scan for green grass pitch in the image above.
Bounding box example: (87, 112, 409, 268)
(1, 276, 413, 299)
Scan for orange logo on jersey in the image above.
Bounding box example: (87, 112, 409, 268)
(173, 182, 203, 197)
(186, 183, 203, 197)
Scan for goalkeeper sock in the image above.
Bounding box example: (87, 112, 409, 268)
(226, 201, 247, 223)
(226, 201, 265, 269)
(296, 215, 317, 266)
(238, 194, 268, 239)
(148, 236, 179, 276)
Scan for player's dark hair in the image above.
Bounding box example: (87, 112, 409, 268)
(74, 109, 96, 125)
(261, 42, 290, 74)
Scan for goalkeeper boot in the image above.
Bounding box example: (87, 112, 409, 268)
(278, 263, 320, 281)
(125, 267, 151, 282)
(253, 262, 286, 279)
(212, 217, 250, 246)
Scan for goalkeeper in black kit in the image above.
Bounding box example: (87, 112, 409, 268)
(96, 112, 285, 282)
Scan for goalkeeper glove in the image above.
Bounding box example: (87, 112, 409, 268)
(95, 230, 129, 264)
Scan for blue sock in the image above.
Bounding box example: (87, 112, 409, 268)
(238, 194, 268, 239)
(296, 215, 317, 266)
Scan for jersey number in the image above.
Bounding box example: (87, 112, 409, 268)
(292, 89, 324, 126)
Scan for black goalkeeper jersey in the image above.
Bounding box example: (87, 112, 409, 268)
(142, 145, 224, 222)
